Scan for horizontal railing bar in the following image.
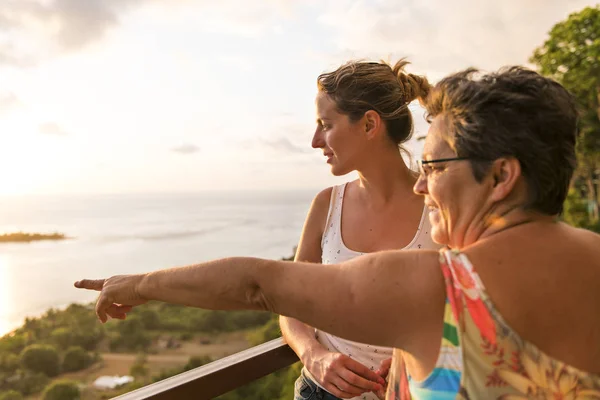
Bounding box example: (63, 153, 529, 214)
(112, 337, 299, 399)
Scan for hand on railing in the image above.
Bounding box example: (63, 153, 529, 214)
(304, 348, 386, 398)
(374, 357, 392, 399)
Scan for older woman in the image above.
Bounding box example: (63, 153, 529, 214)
(76, 66, 600, 399)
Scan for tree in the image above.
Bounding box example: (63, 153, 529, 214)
(19, 345, 60, 377)
(531, 5, 600, 225)
(42, 380, 80, 400)
(113, 317, 151, 351)
(0, 354, 19, 374)
(50, 328, 72, 351)
(3, 372, 49, 396)
(62, 347, 92, 373)
(137, 309, 161, 330)
(0, 334, 26, 355)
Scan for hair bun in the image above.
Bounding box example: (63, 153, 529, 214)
(392, 59, 431, 104)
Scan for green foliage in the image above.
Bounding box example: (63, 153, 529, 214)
(129, 353, 149, 378)
(0, 335, 26, 356)
(2, 372, 49, 396)
(0, 354, 19, 375)
(42, 380, 80, 400)
(247, 315, 281, 346)
(563, 188, 600, 232)
(183, 355, 212, 371)
(0, 390, 23, 400)
(62, 347, 92, 373)
(20, 344, 60, 377)
(50, 328, 72, 351)
(37, 305, 106, 352)
(110, 317, 151, 352)
(151, 355, 213, 383)
(531, 6, 600, 113)
(531, 5, 600, 226)
(137, 309, 160, 330)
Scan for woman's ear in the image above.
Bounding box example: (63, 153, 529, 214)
(364, 110, 382, 140)
(489, 157, 522, 202)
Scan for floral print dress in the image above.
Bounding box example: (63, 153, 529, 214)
(386, 250, 600, 399)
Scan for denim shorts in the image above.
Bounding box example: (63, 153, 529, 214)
(294, 368, 342, 400)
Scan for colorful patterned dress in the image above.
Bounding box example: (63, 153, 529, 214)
(386, 250, 600, 399)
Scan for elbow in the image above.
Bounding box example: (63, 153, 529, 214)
(245, 281, 275, 313)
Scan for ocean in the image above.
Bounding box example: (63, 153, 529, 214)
(0, 190, 315, 336)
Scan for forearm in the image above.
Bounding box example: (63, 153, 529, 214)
(280, 316, 325, 364)
(138, 257, 279, 311)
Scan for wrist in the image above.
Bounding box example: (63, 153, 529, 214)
(136, 272, 152, 301)
(300, 343, 327, 367)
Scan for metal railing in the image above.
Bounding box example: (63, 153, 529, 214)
(113, 338, 299, 399)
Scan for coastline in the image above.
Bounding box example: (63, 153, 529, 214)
(0, 231, 69, 243)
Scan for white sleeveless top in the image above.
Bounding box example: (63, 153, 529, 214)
(304, 183, 439, 400)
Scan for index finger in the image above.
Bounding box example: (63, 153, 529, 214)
(345, 358, 386, 385)
(74, 279, 105, 291)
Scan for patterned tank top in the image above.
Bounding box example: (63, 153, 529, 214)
(386, 249, 600, 399)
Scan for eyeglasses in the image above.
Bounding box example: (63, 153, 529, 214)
(417, 157, 470, 176)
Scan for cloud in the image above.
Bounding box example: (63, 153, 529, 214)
(39, 122, 68, 136)
(0, 0, 298, 67)
(0, 92, 21, 114)
(317, 0, 596, 80)
(0, 0, 140, 66)
(171, 143, 200, 155)
(257, 137, 311, 154)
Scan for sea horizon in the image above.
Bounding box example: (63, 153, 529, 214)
(0, 189, 316, 336)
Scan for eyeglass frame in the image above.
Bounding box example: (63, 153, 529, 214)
(417, 157, 471, 176)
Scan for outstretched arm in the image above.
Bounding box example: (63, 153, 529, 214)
(75, 249, 444, 350)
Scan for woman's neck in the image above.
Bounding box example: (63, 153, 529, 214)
(460, 205, 557, 250)
(355, 149, 417, 206)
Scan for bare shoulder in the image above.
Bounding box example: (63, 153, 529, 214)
(294, 187, 335, 263)
(312, 186, 334, 211)
(567, 223, 600, 244)
(305, 186, 334, 227)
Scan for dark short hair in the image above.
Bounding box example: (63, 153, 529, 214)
(317, 60, 430, 146)
(425, 66, 578, 215)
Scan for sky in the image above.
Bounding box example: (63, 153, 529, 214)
(0, 0, 596, 195)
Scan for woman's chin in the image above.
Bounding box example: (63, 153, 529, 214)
(330, 165, 351, 177)
(430, 229, 448, 246)
(428, 214, 449, 246)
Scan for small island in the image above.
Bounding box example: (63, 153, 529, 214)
(0, 232, 68, 243)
